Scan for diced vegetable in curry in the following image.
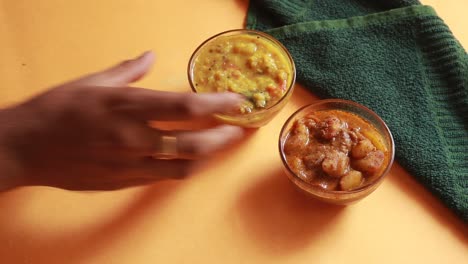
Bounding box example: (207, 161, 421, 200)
(192, 34, 293, 114)
(284, 110, 389, 191)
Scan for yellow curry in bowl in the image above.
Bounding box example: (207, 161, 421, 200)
(188, 29, 295, 127)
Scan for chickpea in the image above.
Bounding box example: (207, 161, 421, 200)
(340, 170, 363, 190)
(351, 139, 376, 159)
(317, 116, 345, 140)
(352, 150, 385, 174)
(332, 131, 353, 153)
(290, 157, 314, 182)
(322, 150, 350, 178)
(303, 148, 326, 169)
(284, 124, 309, 155)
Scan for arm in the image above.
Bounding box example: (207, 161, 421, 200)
(0, 51, 244, 191)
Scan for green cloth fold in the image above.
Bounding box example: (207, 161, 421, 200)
(247, 0, 468, 221)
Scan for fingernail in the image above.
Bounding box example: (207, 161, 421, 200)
(135, 50, 153, 61)
(223, 93, 247, 115)
(223, 125, 245, 140)
(224, 92, 246, 102)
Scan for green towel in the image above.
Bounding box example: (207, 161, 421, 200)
(247, 0, 468, 221)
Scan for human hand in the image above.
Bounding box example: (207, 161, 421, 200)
(0, 51, 244, 190)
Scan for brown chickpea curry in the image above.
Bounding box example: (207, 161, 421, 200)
(284, 110, 390, 191)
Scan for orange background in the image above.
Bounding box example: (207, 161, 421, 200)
(0, 1, 466, 263)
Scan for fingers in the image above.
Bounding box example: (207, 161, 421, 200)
(29, 158, 196, 190)
(109, 89, 244, 121)
(111, 122, 244, 159)
(67, 51, 155, 87)
(125, 125, 243, 179)
(174, 125, 244, 157)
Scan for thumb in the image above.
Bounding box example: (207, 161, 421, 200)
(68, 51, 155, 87)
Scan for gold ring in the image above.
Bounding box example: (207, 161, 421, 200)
(152, 135, 179, 159)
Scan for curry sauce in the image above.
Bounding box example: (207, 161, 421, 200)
(191, 34, 293, 114)
(284, 110, 390, 191)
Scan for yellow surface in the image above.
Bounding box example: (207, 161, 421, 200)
(0, 1, 466, 263)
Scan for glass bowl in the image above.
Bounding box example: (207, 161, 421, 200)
(188, 29, 296, 128)
(278, 99, 395, 205)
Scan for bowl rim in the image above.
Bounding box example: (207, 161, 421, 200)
(278, 99, 395, 195)
(187, 28, 297, 115)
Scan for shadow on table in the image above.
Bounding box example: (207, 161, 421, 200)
(75, 181, 180, 263)
(235, 167, 345, 253)
(234, 0, 249, 11)
(0, 127, 261, 263)
(0, 179, 181, 264)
